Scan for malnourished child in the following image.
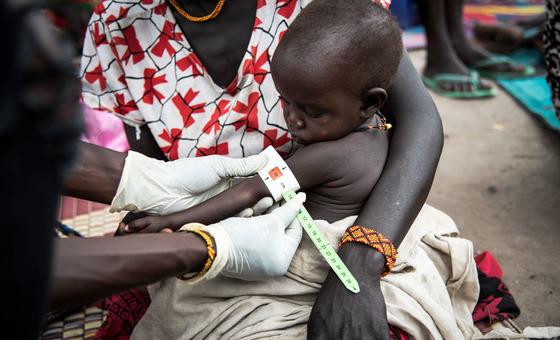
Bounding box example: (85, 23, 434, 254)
(122, 0, 402, 233)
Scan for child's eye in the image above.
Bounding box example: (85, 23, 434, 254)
(305, 111, 323, 119)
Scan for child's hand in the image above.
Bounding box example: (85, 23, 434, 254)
(115, 212, 177, 235)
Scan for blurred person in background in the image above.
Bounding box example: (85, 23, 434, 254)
(416, 0, 535, 99)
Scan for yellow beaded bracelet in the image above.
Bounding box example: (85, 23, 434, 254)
(178, 229, 216, 281)
(338, 225, 397, 277)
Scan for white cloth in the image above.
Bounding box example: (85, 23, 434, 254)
(132, 205, 483, 339)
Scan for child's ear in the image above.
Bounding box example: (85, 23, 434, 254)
(360, 87, 387, 119)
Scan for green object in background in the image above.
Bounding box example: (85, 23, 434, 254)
(498, 76, 560, 132)
(422, 71, 497, 99)
(471, 55, 536, 80)
(282, 189, 360, 294)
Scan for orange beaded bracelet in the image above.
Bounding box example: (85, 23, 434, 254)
(338, 225, 397, 277)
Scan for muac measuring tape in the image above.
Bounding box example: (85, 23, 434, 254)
(258, 146, 360, 293)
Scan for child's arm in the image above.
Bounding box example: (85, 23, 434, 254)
(123, 175, 271, 233)
(123, 138, 372, 234)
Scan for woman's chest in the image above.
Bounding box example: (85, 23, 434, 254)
(103, 1, 306, 158)
(171, 0, 257, 88)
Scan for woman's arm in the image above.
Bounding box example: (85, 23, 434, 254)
(62, 142, 126, 204)
(308, 51, 444, 339)
(358, 50, 443, 243)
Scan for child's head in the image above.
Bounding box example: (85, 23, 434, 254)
(271, 0, 403, 145)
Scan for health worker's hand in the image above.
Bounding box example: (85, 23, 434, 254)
(110, 151, 267, 215)
(206, 193, 306, 280)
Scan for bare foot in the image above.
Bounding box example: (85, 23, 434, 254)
(454, 40, 527, 74)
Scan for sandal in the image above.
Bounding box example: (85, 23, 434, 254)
(470, 55, 535, 80)
(422, 71, 497, 99)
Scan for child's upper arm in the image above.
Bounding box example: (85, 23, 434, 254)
(286, 141, 346, 191)
(287, 131, 389, 192)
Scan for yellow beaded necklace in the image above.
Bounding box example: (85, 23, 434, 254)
(168, 0, 225, 22)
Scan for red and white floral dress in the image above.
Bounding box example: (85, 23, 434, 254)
(81, 0, 391, 160)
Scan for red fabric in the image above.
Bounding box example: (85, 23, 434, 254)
(475, 251, 503, 278)
(472, 251, 520, 325)
(94, 288, 151, 340)
(389, 324, 410, 340)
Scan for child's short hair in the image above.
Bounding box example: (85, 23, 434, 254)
(278, 0, 403, 93)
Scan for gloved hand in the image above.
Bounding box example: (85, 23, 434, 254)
(110, 151, 268, 215)
(187, 193, 306, 281)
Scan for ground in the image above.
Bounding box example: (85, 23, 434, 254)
(407, 50, 560, 328)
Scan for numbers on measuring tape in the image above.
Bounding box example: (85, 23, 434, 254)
(282, 189, 360, 294)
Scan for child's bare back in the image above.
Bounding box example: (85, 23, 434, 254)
(287, 124, 388, 222)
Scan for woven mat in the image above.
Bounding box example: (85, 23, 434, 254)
(59, 206, 126, 237)
(42, 306, 106, 340)
(42, 206, 127, 340)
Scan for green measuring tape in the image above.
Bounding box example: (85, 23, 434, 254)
(282, 189, 360, 294)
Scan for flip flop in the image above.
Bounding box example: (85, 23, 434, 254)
(422, 71, 497, 99)
(470, 55, 536, 80)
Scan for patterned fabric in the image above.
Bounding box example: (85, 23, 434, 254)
(339, 225, 398, 276)
(544, 0, 560, 117)
(80, 0, 391, 160)
(472, 251, 520, 325)
(94, 288, 151, 340)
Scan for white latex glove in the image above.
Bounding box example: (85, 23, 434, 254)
(236, 197, 274, 217)
(110, 151, 268, 215)
(183, 193, 306, 282)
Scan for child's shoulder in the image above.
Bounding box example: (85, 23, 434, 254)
(324, 128, 388, 159)
(336, 129, 388, 167)
(293, 129, 388, 181)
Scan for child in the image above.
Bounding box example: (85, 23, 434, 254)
(120, 0, 403, 233)
(129, 1, 405, 338)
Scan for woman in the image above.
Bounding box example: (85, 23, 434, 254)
(81, 0, 443, 338)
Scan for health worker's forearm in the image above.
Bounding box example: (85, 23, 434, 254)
(348, 51, 444, 271)
(62, 142, 126, 204)
(49, 232, 206, 310)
